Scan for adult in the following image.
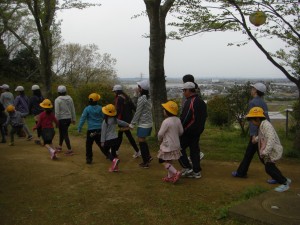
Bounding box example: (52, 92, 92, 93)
(232, 82, 270, 178)
(129, 80, 153, 168)
(14, 86, 33, 140)
(54, 85, 76, 156)
(29, 84, 44, 144)
(112, 84, 140, 158)
(179, 82, 207, 178)
(181, 74, 205, 161)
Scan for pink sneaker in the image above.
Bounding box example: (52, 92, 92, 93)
(109, 158, 120, 172)
(162, 176, 173, 182)
(50, 149, 58, 160)
(172, 172, 181, 183)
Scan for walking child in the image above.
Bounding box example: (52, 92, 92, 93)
(157, 101, 183, 183)
(33, 99, 59, 160)
(78, 93, 105, 164)
(3, 105, 27, 146)
(101, 104, 129, 172)
(246, 107, 291, 192)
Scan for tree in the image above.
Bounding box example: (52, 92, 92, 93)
(170, 0, 300, 148)
(0, 0, 98, 98)
(143, 0, 176, 133)
(53, 43, 117, 86)
(226, 82, 251, 136)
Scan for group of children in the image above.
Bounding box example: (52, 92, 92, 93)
(0, 81, 292, 191)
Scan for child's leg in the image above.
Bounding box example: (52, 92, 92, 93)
(0, 125, 6, 142)
(265, 162, 288, 184)
(139, 139, 151, 164)
(45, 144, 57, 159)
(10, 127, 17, 145)
(102, 145, 113, 161)
(163, 161, 178, 177)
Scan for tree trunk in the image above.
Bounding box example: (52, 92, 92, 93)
(144, 0, 175, 134)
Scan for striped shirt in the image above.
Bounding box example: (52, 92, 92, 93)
(131, 95, 152, 128)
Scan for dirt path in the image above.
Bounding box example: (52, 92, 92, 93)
(0, 135, 299, 225)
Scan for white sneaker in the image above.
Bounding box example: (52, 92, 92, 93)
(200, 152, 205, 160)
(188, 172, 202, 179)
(181, 168, 193, 177)
(132, 151, 141, 158)
(274, 184, 289, 192)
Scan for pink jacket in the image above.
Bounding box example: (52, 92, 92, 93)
(158, 117, 183, 152)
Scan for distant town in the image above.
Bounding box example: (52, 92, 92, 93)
(119, 77, 298, 101)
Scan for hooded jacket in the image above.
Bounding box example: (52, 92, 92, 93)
(54, 95, 76, 121)
(78, 105, 104, 131)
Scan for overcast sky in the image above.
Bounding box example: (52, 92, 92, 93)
(56, 0, 288, 79)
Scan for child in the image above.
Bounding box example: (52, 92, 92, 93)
(157, 101, 183, 183)
(78, 93, 105, 164)
(246, 107, 291, 192)
(129, 80, 153, 168)
(33, 99, 59, 160)
(3, 105, 26, 146)
(101, 104, 129, 172)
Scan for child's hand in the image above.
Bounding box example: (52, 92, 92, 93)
(119, 127, 129, 131)
(251, 136, 258, 144)
(129, 124, 134, 129)
(32, 126, 36, 131)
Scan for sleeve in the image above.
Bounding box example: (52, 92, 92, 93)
(157, 120, 168, 141)
(178, 120, 184, 136)
(70, 98, 76, 122)
(54, 99, 59, 119)
(117, 119, 129, 127)
(35, 113, 43, 129)
(260, 122, 276, 156)
(78, 107, 88, 131)
(130, 96, 145, 125)
(101, 121, 107, 142)
(14, 96, 20, 108)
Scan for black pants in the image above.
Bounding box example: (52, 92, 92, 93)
(237, 137, 264, 176)
(0, 124, 6, 142)
(117, 130, 139, 152)
(178, 135, 201, 173)
(58, 119, 71, 150)
(102, 138, 119, 161)
(86, 129, 104, 162)
(35, 121, 42, 138)
(264, 161, 287, 184)
(10, 126, 23, 143)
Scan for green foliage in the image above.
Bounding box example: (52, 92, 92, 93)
(69, 83, 115, 114)
(207, 96, 231, 127)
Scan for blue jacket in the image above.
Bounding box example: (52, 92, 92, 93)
(78, 105, 104, 131)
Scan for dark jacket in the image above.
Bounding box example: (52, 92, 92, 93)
(115, 94, 136, 123)
(180, 94, 207, 137)
(29, 95, 44, 116)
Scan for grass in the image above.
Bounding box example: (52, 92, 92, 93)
(6, 112, 296, 225)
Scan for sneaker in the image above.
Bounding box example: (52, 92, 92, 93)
(274, 184, 290, 192)
(200, 152, 205, 160)
(51, 150, 58, 160)
(172, 172, 181, 183)
(109, 166, 119, 172)
(139, 162, 149, 169)
(9, 142, 14, 146)
(181, 168, 193, 177)
(162, 176, 173, 182)
(267, 179, 278, 184)
(86, 159, 92, 164)
(286, 178, 292, 185)
(132, 151, 141, 158)
(27, 135, 33, 141)
(188, 172, 202, 179)
(111, 158, 120, 171)
(231, 171, 247, 178)
(148, 156, 153, 163)
(64, 150, 74, 156)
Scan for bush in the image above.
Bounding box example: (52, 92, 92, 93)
(207, 96, 231, 127)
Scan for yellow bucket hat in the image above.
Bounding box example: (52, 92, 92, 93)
(88, 93, 101, 102)
(161, 100, 178, 116)
(102, 104, 117, 116)
(6, 105, 15, 112)
(40, 99, 53, 109)
(246, 107, 265, 118)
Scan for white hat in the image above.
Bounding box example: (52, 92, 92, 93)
(251, 83, 266, 93)
(1, 84, 9, 90)
(15, 86, 24, 91)
(57, 85, 67, 93)
(181, 82, 195, 90)
(31, 84, 40, 91)
(112, 85, 122, 91)
(137, 80, 149, 91)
